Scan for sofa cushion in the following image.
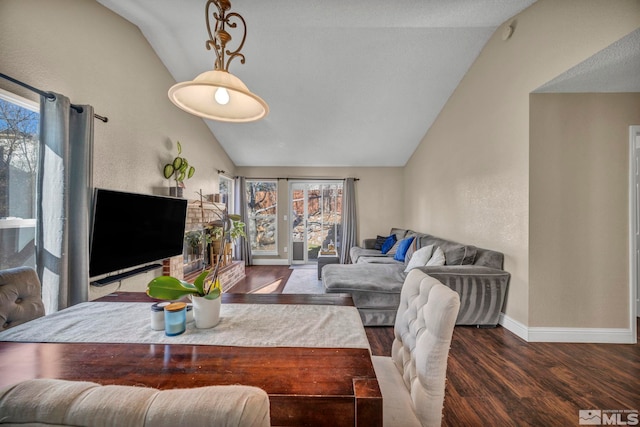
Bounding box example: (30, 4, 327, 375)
(403, 238, 418, 264)
(358, 256, 403, 265)
(323, 263, 406, 326)
(374, 235, 388, 250)
(323, 263, 406, 295)
(404, 244, 434, 272)
(386, 240, 401, 256)
(426, 246, 446, 266)
(461, 245, 478, 265)
(390, 228, 409, 240)
(381, 235, 397, 254)
(350, 246, 386, 263)
(415, 235, 476, 265)
(473, 247, 504, 269)
(393, 237, 415, 262)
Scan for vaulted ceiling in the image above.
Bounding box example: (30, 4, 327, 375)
(97, 0, 538, 167)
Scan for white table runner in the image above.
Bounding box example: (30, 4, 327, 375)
(0, 302, 370, 349)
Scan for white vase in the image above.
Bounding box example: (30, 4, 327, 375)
(191, 295, 221, 329)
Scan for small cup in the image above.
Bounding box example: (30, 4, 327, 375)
(150, 302, 170, 331)
(164, 302, 187, 336)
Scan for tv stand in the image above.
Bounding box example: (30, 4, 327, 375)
(91, 264, 162, 287)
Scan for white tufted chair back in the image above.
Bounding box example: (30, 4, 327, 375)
(0, 379, 271, 426)
(391, 269, 460, 426)
(0, 267, 45, 331)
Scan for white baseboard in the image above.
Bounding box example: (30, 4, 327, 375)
(251, 259, 289, 266)
(498, 313, 529, 341)
(499, 314, 637, 344)
(527, 327, 636, 344)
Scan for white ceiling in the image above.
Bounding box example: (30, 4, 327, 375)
(535, 28, 640, 93)
(97, 0, 537, 167)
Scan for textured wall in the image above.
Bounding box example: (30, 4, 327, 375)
(0, 0, 235, 197)
(403, 0, 640, 326)
(530, 93, 640, 328)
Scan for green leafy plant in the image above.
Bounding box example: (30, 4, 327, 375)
(163, 141, 195, 186)
(184, 231, 204, 253)
(207, 214, 246, 243)
(147, 269, 221, 301)
(229, 217, 247, 242)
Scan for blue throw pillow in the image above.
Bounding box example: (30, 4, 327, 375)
(394, 236, 415, 262)
(380, 234, 397, 254)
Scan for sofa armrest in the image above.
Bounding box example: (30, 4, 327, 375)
(414, 265, 510, 326)
(362, 238, 377, 249)
(416, 265, 509, 280)
(417, 265, 510, 291)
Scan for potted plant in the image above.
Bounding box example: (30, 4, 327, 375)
(163, 141, 195, 197)
(184, 231, 202, 258)
(206, 214, 246, 267)
(147, 268, 222, 328)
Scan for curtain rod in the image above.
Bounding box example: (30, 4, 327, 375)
(218, 171, 359, 181)
(0, 73, 108, 123)
(238, 177, 359, 181)
(217, 170, 234, 179)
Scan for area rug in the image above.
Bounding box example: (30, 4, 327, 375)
(282, 266, 324, 294)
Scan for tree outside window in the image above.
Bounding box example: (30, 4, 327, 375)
(0, 91, 39, 269)
(246, 180, 277, 254)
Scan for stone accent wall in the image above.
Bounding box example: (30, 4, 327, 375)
(185, 200, 226, 232)
(162, 255, 184, 280)
(164, 199, 245, 291)
(218, 261, 245, 292)
(179, 260, 245, 292)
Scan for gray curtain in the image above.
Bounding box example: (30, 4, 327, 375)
(234, 176, 252, 266)
(36, 93, 93, 314)
(340, 178, 357, 264)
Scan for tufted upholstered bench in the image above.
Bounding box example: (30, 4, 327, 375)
(372, 269, 460, 427)
(0, 267, 45, 331)
(0, 378, 271, 426)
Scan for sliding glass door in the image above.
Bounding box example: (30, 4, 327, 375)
(290, 181, 342, 264)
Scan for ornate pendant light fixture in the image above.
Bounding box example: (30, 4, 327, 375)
(168, 0, 268, 122)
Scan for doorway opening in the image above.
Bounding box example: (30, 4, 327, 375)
(630, 126, 640, 331)
(289, 181, 343, 265)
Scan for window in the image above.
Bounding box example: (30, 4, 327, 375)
(0, 88, 39, 269)
(219, 175, 234, 214)
(246, 180, 277, 254)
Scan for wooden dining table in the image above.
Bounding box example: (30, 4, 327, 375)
(0, 292, 382, 426)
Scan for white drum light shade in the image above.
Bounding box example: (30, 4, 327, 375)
(168, 70, 268, 123)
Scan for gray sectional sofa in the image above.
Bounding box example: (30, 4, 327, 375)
(322, 228, 510, 327)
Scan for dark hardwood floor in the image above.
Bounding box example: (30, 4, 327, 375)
(440, 320, 640, 426)
(231, 265, 640, 426)
(226, 265, 293, 294)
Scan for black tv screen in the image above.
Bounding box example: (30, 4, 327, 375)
(89, 189, 188, 278)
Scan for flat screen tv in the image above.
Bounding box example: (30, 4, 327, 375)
(89, 188, 188, 278)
